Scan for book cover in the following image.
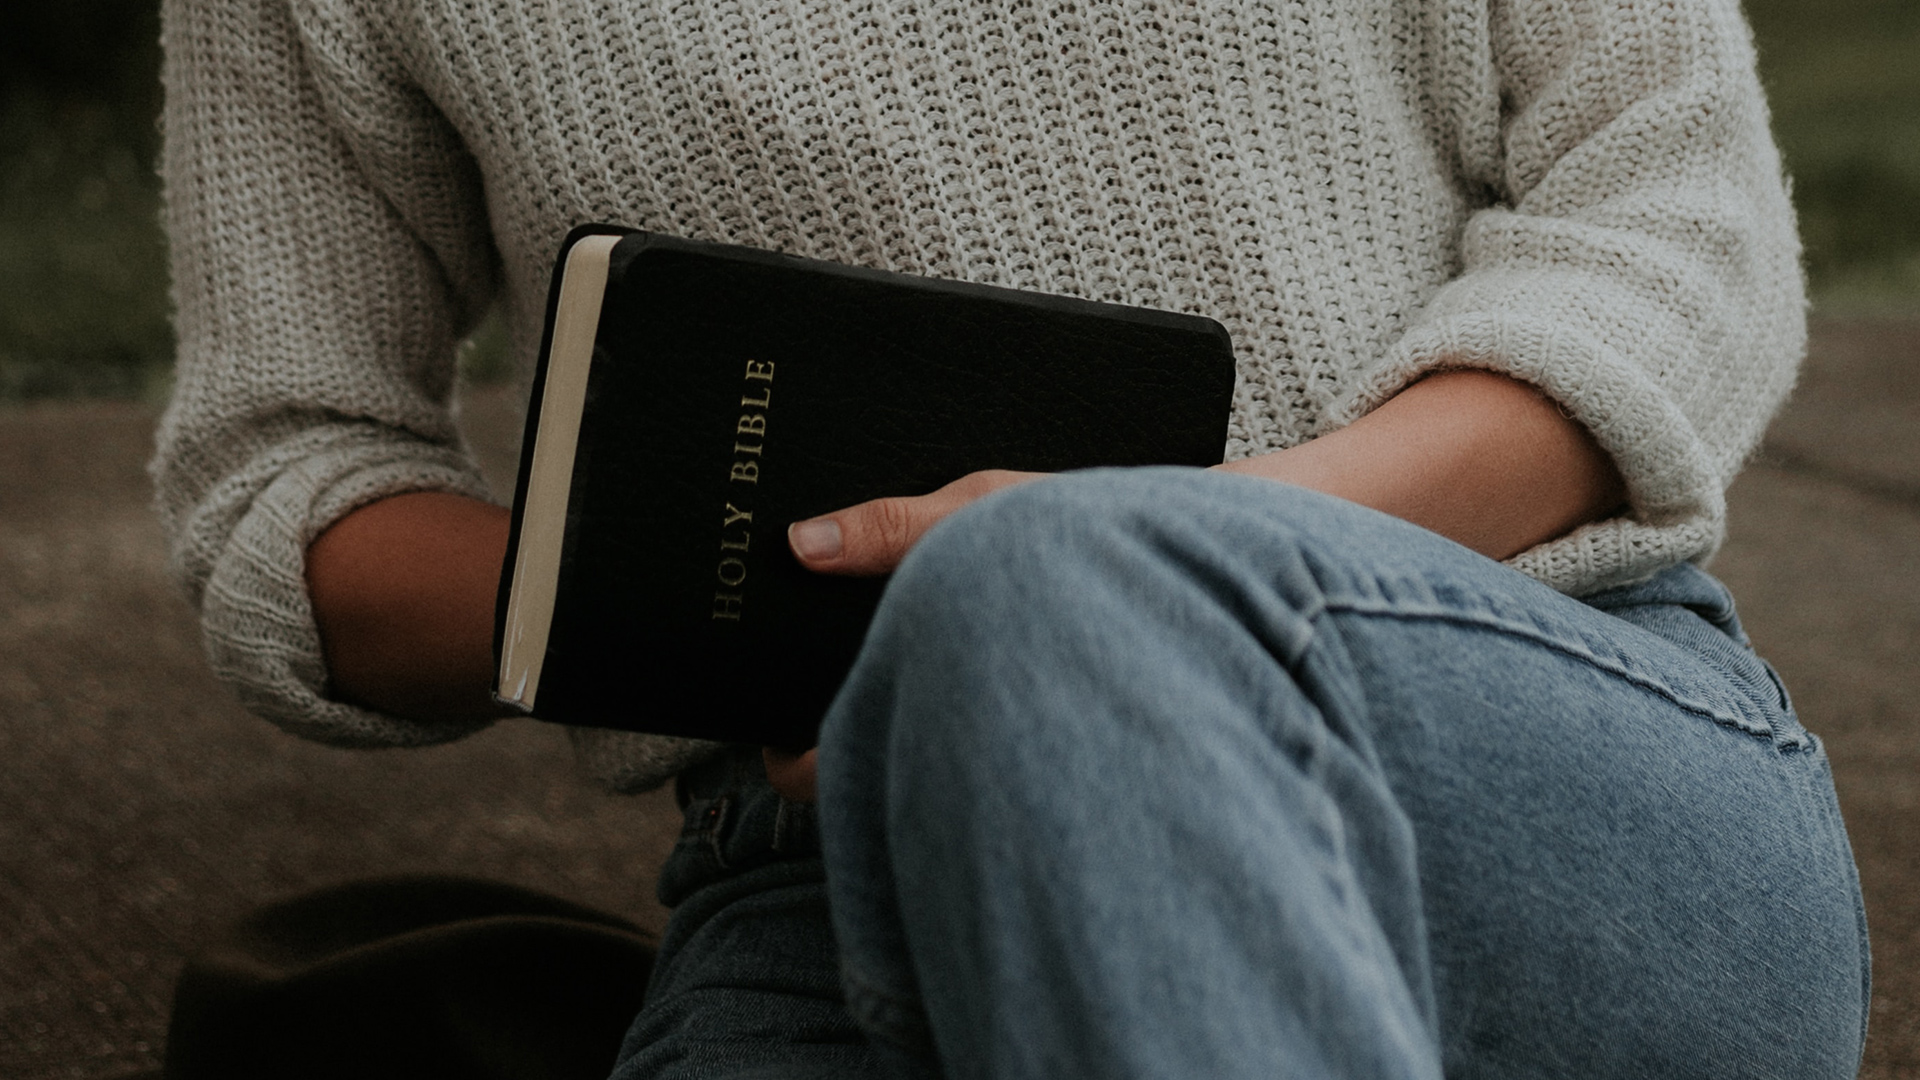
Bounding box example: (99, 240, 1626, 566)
(495, 226, 1237, 747)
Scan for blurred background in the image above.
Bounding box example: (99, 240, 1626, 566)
(1, 2, 1916, 1079)
(1, 2, 169, 400)
(1, 0, 1916, 398)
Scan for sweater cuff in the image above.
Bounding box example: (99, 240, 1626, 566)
(1331, 306, 1727, 595)
(197, 427, 737, 782)
(197, 429, 496, 747)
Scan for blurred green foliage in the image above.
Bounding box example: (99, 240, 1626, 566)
(0, 3, 171, 398)
(0, 0, 1914, 399)
(1748, 0, 1920, 310)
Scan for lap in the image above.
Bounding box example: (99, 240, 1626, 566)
(619, 468, 1868, 1079)
(830, 468, 1867, 1077)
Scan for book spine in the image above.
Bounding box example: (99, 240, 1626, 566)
(491, 224, 636, 708)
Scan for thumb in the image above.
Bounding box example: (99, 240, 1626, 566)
(788, 492, 938, 577)
(762, 746, 819, 802)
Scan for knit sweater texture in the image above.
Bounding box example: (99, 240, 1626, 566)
(153, 0, 1805, 789)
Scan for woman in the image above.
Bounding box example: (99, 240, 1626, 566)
(155, 0, 1867, 1075)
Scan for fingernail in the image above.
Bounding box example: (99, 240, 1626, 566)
(789, 518, 843, 561)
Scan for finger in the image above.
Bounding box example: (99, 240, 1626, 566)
(762, 746, 819, 803)
(789, 470, 1046, 576)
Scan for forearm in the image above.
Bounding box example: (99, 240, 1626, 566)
(300, 373, 1615, 746)
(1217, 369, 1626, 560)
(306, 492, 512, 724)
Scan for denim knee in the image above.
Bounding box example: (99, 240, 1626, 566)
(840, 468, 1358, 774)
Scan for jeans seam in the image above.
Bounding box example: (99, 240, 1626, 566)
(1323, 599, 1774, 740)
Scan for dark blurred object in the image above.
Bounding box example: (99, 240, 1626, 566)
(163, 877, 654, 1080)
(0, 0, 163, 109)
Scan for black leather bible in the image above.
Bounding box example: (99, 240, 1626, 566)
(494, 226, 1237, 747)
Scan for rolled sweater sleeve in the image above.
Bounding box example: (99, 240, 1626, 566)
(1335, 0, 1804, 593)
(152, 0, 500, 746)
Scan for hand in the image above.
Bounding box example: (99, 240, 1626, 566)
(785, 468, 1045, 576)
(766, 468, 1044, 802)
(763, 746, 820, 802)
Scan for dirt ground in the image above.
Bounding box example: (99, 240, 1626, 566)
(2, 319, 1916, 1079)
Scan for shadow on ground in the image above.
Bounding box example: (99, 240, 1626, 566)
(2, 320, 1916, 1079)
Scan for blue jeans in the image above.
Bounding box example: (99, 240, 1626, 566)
(614, 469, 1868, 1079)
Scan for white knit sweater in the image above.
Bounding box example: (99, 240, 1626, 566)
(153, 0, 1804, 789)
